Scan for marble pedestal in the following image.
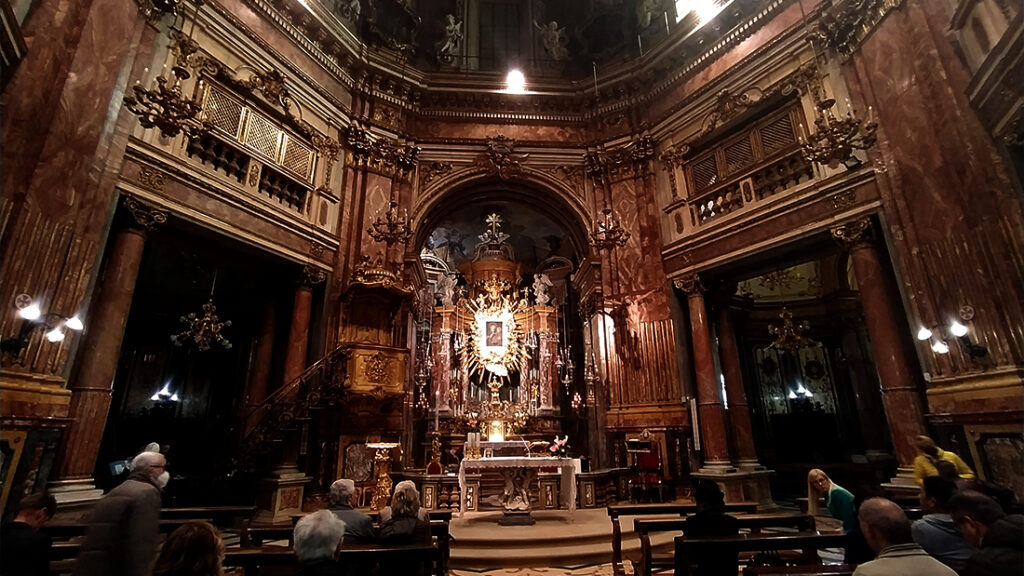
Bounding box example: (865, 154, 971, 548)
(256, 468, 310, 523)
(691, 465, 777, 510)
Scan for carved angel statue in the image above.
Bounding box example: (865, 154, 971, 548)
(435, 14, 464, 62)
(635, 0, 662, 30)
(535, 20, 569, 62)
(532, 273, 554, 306)
(436, 273, 457, 306)
(334, 0, 361, 23)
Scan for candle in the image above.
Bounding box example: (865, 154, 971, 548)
(434, 389, 440, 430)
(664, 11, 670, 35)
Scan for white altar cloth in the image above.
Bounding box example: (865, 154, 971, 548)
(458, 456, 581, 516)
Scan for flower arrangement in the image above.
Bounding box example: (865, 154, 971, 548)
(549, 435, 570, 458)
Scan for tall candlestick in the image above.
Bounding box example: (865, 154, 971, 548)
(434, 389, 440, 430)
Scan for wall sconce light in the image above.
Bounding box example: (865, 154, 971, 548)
(150, 382, 181, 403)
(916, 311, 988, 360)
(0, 294, 85, 355)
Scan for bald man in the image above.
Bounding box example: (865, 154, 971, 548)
(74, 451, 168, 576)
(853, 497, 957, 576)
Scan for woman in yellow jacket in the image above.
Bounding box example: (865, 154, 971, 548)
(913, 435, 975, 486)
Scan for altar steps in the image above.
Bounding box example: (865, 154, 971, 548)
(449, 509, 675, 570)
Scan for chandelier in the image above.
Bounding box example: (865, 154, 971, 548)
(171, 299, 232, 351)
(794, 0, 877, 169)
(798, 97, 878, 169)
(368, 201, 413, 246)
(768, 308, 809, 352)
(590, 207, 630, 250)
(124, 0, 212, 139)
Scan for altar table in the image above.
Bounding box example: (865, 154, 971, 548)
(458, 456, 581, 517)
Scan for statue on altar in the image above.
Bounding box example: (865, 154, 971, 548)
(532, 273, 553, 306)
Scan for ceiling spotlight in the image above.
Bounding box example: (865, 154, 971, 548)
(45, 328, 65, 343)
(931, 340, 950, 354)
(949, 321, 968, 337)
(18, 303, 41, 320)
(65, 316, 84, 331)
(916, 327, 932, 341)
(505, 69, 526, 94)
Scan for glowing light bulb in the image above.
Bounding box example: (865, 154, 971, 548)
(19, 304, 41, 320)
(45, 328, 65, 342)
(65, 316, 84, 331)
(916, 327, 932, 341)
(949, 321, 968, 337)
(931, 340, 950, 354)
(788, 390, 797, 399)
(170, 393, 180, 402)
(158, 383, 172, 396)
(505, 70, 526, 94)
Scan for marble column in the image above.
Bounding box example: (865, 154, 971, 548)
(832, 219, 927, 474)
(715, 299, 760, 467)
(50, 196, 166, 503)
(241, 300, 276, 423)
(282, 266, 326, 385)
(674, 274, 732, 468)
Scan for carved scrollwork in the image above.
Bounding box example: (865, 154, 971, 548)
(673, 272, 705, 295)
(419, 161, 453, 186)
(699, 88, 766, 137)
(813, 0, 905, 59)
(300, 264, 328, 287)
(476, 135, 529, 179)
(830, 218, 875, 250)
(123, 195, 168, 231)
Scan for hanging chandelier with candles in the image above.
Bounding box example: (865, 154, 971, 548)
(124, 0, 212, 140)
(590, 207, 630, 250)
(368, 200, 413, 246)
(768, 308, 809, 352)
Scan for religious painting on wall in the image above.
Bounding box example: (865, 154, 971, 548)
(485, 321, 503, 347)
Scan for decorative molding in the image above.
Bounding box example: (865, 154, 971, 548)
(299, 264, 328, 286)
(122, 195, 169, 231)
(831, 190, 857, 210)
(585, 135, 657, 184)
(673, 272, 704, 295)
(137, 166, 165, 190)
(475, 136, 528, 180)
(419, 161, 453, 186)
(830, 217, 874, 250)
(699, 87, 767, 137)
(343, 126, 419, 179)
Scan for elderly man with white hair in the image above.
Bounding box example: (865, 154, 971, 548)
(328, 478, 374, 544)
(73, 451, 168, 576)
(293, 509, 346, 576)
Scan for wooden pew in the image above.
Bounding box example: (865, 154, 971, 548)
(223, 542, 440, 576)
(160, 505, 257, 526)
(675, 531, 849, 576)
(607, 502, 759, 576)
(43, 518, 211, 540)
(633, 514, 816, 576)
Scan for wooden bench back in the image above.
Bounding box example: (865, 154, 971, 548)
(675, 531, 849, 576)
(223, 542, 440, 576)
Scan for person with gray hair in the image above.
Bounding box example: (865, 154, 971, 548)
(74, 451, 168, 576)
(293, 510, 346, 576)
(853, 497, 956, 576)
(328, 478, 374, 544)
(378, 480, 429, 523)
(948, 490, 1023, 576)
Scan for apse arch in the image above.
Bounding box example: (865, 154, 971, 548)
(410, 167, 593, 261)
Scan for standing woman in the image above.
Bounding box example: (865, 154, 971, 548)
(807, 469, 857, 531)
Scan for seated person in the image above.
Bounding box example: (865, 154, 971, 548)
(913, 435, 975, 486)
(947, 490, 1023, 576)
(293, 510, 346, 576)
(853, 498, 956, 576)
(378, 480, 430, 523)
(377, 483, 432, 576)
(328, 479, 374, 544)
(682, 480, 739, 575)
(152, 521, 225, 576)
(0, 492, 57, 576)
(912, 476, 973, 571)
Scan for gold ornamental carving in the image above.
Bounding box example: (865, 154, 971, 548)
(699, 88, 765, 137)
(247, 164, 260, 187)
(813, 0, 905, 59)
(420, 161, 453, 186)
(123, 196, 168, 231)
(365, 351, 391, 385)
(299, 265, 328, 287)
(476, 135, 528, 180)
(673, 272, 705, 295)
(830, 218, 874, 250)
(137, 167, 165, 190)
(831, 190, 857, 210)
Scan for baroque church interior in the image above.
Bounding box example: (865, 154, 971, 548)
(1, 0, 1022, 572)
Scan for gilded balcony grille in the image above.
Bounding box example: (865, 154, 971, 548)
(244, 113, 283, 160)
(281, 138, 314, 181)
(204, 88, 243, 139)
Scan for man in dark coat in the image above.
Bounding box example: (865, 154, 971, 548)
(327, 478, 374, 544)
(948, 490, 1024, 576)
(682, 480, 740, 576)
(0, 491, 57, 576)
(73, 451, 167, 576)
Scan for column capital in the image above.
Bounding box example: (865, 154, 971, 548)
(673, 272, 705, 295)
(830, 218, 875, 251)
(122, 195, 168, 232)
(299, 264, 328, 287)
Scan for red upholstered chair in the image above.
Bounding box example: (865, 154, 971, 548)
(628, 442, 664, 502)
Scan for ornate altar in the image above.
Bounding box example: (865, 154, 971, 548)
(427, 214, 564, 440)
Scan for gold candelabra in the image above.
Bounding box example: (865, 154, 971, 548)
(170, 299, 232, 351)
(768, 308, 809, 351)
(590, 207, 630, 250)
(798, 97, 878, 169)
(367, 201, 413, 246)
